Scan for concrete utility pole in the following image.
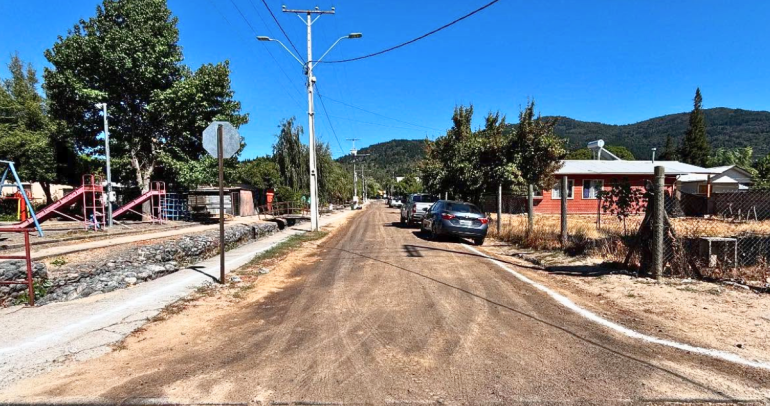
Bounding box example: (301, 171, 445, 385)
(258, 7, 361, 230)
(95, 103, 113, 227)
(347, 138, 359, 204)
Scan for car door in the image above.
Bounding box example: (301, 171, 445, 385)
(426, 201, 441, 229)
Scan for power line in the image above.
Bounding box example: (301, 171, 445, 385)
(319, 0, 501, 64)
(320, 95, 443, 131)
(257, 0, 304, 61)
(219, 0, 305, 106)
(314, 83, 346, 155)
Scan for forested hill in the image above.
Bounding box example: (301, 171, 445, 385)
(336, 139, 426, 183)
(335, 108, 770, 185)
(550, 108, 770, 159)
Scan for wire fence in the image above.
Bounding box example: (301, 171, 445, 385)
(482, 182, 770, 289)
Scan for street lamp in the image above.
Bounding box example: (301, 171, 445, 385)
(94, 102, 113, 227)
(257, 30, 361, 231)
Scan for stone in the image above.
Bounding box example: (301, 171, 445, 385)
(230, 276, 242, 283)
(124, 277, 137, 285)
(258, 268, 270, 275)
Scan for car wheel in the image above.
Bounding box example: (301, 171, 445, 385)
(400, 215, 405, 225)
(473, 237, 485, 246)
(431, 223, 439, 241)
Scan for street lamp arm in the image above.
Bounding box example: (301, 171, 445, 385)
(312, 36, 349, 69)
(259, 37, 305, 66)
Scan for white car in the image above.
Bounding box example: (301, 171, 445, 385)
(389, 198, 403, 208)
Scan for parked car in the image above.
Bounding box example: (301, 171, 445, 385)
(389, 197, 403, 208)
(420, 200, 489, 245)
(400, 193, 438, 225)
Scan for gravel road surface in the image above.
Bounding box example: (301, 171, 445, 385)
(2, 202, 768, 404)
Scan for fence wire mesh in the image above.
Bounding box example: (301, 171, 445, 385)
(480, 181, 770, 289)
(665, 190, 770, 288)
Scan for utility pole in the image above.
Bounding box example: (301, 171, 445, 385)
(95, 103, 113, 227)
(347, 138, 359, 205)
(259, 6, 360, 227)
(283, 6, 334, 231)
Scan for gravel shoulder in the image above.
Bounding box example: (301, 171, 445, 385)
(481, 242, 770, 366)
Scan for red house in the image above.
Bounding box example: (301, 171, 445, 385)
(533, 160, 717, 214)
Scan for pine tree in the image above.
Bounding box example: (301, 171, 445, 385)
(659, 135, 678, 161)
(679, 88, 710, 166)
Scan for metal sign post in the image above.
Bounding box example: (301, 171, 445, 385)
(203, 121, 240, 284)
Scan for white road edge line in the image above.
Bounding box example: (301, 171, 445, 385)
(463, 244, 770, 371)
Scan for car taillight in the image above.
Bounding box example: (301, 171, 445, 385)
(441, 213, 455, 220)
(479, 217, 489, 224)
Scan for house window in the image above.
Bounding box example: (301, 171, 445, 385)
(698, 184, 709, 195)
(582, 179, 604, 199)
(552, 179, 574, 199)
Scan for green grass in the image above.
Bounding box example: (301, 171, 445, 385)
(247, 231, 328, 266)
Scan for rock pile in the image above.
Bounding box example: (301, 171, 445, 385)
(1, 222, 279, 306)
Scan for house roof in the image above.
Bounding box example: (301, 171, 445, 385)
(677, 165, 755, 184)
(555, 160, 719, 176)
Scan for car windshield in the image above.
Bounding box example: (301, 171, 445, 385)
(412, 194, 437, 203)
(445, 202, 482, 214)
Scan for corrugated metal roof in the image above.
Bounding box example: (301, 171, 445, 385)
(555, 160, 719, 176)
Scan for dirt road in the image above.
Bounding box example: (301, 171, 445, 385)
(3, 202, 769, 404)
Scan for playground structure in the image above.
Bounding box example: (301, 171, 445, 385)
(0, 161, 43, 236)
(2, 159, 171, 234)
(112, 181, 167, 224)
(4, 174, 106, 235)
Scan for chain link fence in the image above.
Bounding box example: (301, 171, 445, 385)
(481, 178, 770, 289)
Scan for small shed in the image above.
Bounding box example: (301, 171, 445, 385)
(188, 185, 258, 217)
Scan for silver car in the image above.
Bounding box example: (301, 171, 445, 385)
(400, 193, 438, 225)
(420, 200, 489, 245)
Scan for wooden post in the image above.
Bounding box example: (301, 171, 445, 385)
(560, 176, 568, 247)
(652, 166, 665, 280)
(497, 183, 502, 234)
(527, 184, 534, 235)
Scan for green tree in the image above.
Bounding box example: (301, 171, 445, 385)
(659, 135, 678, 161)
(754, 152, 770, 189)
(566, 145, 635, 160)
(236, 157, 281, 190)
(565, 148, 593, 160)
(708, 147, 755, 170)
(599, 177, 645, 234)
(43, 0, 246, 193)
(605, 145, 635, 160)
(273, 117, 308, 193)
(479, 111, 521, 193)
(422, 105, 486, 202)
(513, 100, 566, 190)
(394, 175, 422, 196)
(679, 88, 710, 166)
(513, 100, 566, 233)
(0, 54, 58, 202)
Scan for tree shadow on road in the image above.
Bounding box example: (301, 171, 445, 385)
(319, 242, 741, 400)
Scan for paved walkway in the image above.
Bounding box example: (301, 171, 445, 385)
(3, 217, 269, 260)
(0, 209, 358, 390)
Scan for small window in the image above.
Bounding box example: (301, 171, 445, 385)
(582, 179, 604, 199)
(552, 180, 574, 199)
(698, 184, 708, 195)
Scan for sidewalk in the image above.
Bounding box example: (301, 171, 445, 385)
(2, 217, 269, 260)
(0, 209, 357, 390)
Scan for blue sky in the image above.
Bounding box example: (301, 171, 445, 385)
(1, 1, 769, 159)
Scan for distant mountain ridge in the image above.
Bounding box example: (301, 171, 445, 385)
(549, 107, 770, 159)
(336, 108, 770, 184)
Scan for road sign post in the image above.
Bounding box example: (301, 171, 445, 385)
(203, 121, 240, 284)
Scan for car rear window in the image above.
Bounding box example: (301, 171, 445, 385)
(412, 194, 437, 203)
(445, 202, 482, 214)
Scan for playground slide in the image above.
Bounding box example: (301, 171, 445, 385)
(12, 185, 86, 229)
(112, 190, 159, 218)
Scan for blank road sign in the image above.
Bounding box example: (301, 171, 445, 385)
(203, 121, 241, 158)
